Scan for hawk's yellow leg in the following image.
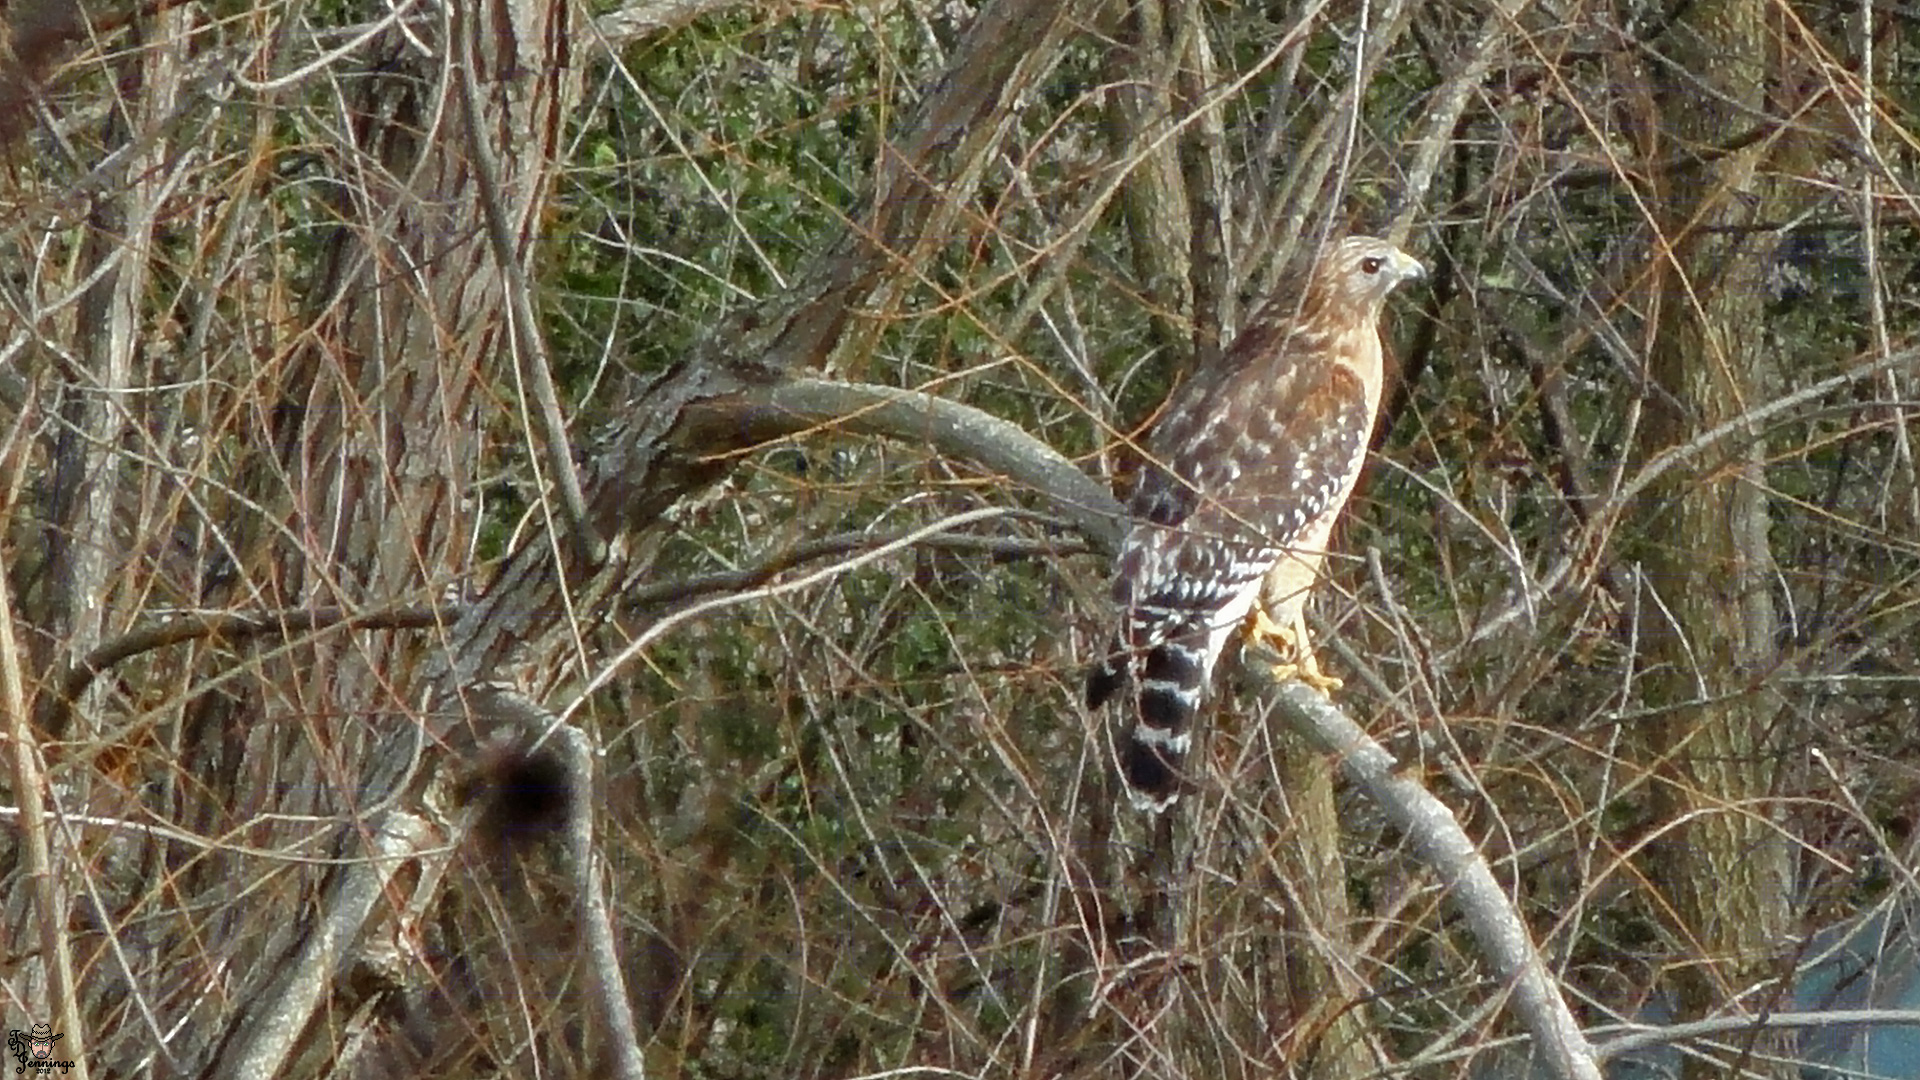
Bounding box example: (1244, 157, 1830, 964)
(1243, 604, 1343, 694)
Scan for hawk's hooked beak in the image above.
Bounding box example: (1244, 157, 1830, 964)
(1392, 248, 1426, 284)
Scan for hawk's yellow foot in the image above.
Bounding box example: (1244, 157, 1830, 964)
(1243, 605, 1343, 694)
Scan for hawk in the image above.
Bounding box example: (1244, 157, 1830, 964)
(1087, 235, 1424, 810)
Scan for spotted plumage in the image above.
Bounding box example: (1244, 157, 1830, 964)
(1087, 235, 1424, 810)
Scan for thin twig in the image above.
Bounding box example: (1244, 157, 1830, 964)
(562, 506, 1019, 723)
(1389, 0, 1540, 245)
(0, 403, 90, 1077)
(1593, 1009, 1920, 1060)
(452, 0, 601, 564)
(53, 604, 441, 722)
(1460, 345, 1920, 650)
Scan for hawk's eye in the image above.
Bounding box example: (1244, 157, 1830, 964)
(1361, 256, 1383, 274)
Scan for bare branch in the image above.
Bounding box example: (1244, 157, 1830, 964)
(452, 0, 600, 563)
(682, 377, 1126, 555)
(1593, 1009, 1920, 1061)
(1260, 677, 1604, 1080)
(553, 723, 647, 1080)
(212, 811, 436, 1080)
(49, 605, 442, 734)
(1388, 0, 1540, 245)
(592, 0, 747, 47)
(0, 414, 89, 1079)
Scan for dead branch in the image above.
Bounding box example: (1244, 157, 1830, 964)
(1260, 677, 1604, 1080)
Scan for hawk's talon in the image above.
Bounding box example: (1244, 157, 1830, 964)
(1291, 661, 1344, 695)
(1244, 605, 1292, 651)
(1243, 605, 1343, 695)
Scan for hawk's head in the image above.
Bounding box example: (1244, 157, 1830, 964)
(1309, 235, 1425, 315)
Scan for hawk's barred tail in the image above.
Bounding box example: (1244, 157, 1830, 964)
(1085, 649, 1125, 710)
(1087, 636, 1208, 811)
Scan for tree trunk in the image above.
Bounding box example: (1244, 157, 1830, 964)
(195, 0, 587, 1071)
(1637, 4, 1800, 1074)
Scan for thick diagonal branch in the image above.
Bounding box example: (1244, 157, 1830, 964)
(1263, 679, 1603, 1080)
